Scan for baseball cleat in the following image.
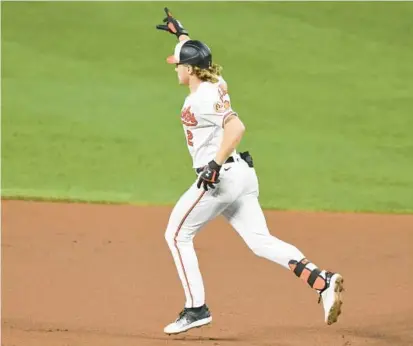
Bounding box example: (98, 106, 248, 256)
(164, 304, 212, 335)
(319, 272, 344, 325)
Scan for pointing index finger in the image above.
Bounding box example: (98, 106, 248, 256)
(164, 7, 172, 17)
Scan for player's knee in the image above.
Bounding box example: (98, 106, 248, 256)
(175, 229, 193, 244)
(164, 228, 175, 247)
(250, 245, 266, 258)
(165, 226, 193, 247)
(247, 236, 272, 258)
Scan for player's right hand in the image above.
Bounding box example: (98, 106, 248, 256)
(156, 7, 189, 39)
(197, 160, 221, 191)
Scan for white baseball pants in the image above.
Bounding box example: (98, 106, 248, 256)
(164, 155, 305, 308)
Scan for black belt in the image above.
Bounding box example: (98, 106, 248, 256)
(196, 156, 236, 174)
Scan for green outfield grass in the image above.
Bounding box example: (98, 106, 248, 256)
(2, 2, 413, 213)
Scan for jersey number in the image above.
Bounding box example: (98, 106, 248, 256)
(186, 130, 194, 147)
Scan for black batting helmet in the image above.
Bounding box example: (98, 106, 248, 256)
(166, 39, 212, 69)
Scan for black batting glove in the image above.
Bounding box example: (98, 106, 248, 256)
(197, 160, 221, 191)
(156, 7, 189, 39)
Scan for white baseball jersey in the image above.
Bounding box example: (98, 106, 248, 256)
(180, 76, 238, 168)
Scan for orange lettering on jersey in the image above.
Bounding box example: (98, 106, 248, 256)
(186, 129, 194, 147)
(181, 106, 198, 127)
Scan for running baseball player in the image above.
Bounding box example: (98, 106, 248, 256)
(156, 8, 344, 335)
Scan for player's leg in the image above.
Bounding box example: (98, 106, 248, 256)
(163, 182, 229, 334)
(222, 193, 344, 325)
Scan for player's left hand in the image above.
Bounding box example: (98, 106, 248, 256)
(197, 160, 221, 191)
(156, 7, 189, 38)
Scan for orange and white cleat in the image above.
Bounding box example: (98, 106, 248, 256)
(319, 272, 344, 325)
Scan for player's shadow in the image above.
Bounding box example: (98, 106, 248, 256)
(133, 332, 290, 345)
(134, 333, 244, 342)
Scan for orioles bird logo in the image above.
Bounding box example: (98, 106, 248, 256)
(214, 100, 231, 113)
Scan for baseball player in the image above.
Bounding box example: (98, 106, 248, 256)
(156, 8, 344, 335)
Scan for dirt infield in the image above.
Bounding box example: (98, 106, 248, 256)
(2, 200, 413, 346)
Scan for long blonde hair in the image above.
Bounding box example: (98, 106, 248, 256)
(191, 63, 223, 83)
